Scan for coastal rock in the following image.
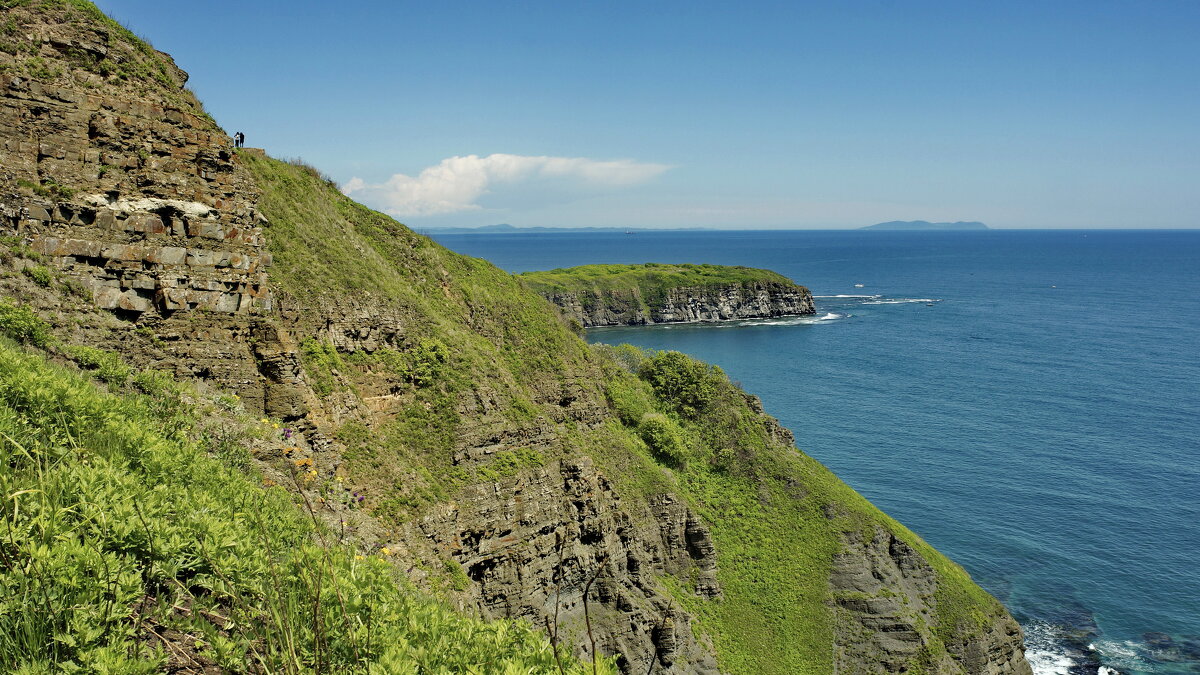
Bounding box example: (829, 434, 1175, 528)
(545, 281, 815, 327)
(832, 528, 1034, 675)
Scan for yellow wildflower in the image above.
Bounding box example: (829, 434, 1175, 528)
(380, 547, 392, 556)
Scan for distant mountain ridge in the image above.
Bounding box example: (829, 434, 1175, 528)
(422, 224, 711, 234)
(862, 220, 989, 231)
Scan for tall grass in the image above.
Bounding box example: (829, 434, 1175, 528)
(0, 338, 604, 673)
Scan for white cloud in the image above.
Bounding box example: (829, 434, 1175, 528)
(342, 153, 671, 217)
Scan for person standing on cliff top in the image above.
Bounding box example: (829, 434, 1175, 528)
(234, 131, 244, 148)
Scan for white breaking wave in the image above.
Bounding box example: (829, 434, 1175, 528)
(861, 298, 940, 305)
(813, 294, 882, 299)
(1027, 649, 1075, 675)
(1093, 639, 1148, 673)
(1024, 622, 1076, 675)
(740, 312, 847, 327)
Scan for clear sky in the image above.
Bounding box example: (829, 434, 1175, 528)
(93, 0, 1199, 229)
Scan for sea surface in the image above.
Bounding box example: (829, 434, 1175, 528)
(431, 229, 1200, 674)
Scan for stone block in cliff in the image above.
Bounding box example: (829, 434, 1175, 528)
(156, 287, 189, 311)
(26, 205, 53, 223)
(117, 289, 151, 313)
(125, 213, 166, 235)
(649, 494, 722, 599)
(145, 246, 186, 266)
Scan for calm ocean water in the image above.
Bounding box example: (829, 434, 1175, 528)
(432, 229, 1200, 674)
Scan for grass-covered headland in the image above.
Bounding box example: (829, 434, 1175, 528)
(518, 264, 808, 327)
(519, 263, 796, 296)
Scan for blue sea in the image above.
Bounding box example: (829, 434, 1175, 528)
(432, 229, 1200, 675)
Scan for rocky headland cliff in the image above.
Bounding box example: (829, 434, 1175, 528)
(0, 3, 1032, 673)
(521, 263, 815, 327)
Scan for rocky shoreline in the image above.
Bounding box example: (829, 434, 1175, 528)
(543, 281, 815, 327)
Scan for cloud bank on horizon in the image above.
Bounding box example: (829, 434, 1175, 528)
(343, 153, 671, 217)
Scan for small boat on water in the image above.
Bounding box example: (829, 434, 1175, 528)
(854, 283, 865, 288)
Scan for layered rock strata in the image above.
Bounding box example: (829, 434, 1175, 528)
(544, 281, 815, 327)
(832, 529, 1033, 675)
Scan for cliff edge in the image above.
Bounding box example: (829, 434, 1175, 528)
(521, 263, 815, 327)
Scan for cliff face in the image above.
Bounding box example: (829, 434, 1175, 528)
(544, 281, 815, 327)
(0, 4, 1032, 674)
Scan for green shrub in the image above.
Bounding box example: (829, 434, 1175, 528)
(638, 350, 724, 419)
(0, 300, 52, 347)
(444, 560, 471, 592)
(404, 338, 449, 386)
(638, 412, 689, 468)
(65, 344, 131, 385)
(21, 264, 52, 287)
(604, 377, 652, 425)
(299, 337, 342, 396)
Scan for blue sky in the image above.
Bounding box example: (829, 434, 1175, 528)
(94, 0, 1199, 229)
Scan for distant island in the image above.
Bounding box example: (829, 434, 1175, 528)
(861, 220, 989, 231)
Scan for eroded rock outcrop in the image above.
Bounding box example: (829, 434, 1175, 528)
(832, 528, 1034, 675)
(545, 281, 815, 327)
(415, 458, 721, 673)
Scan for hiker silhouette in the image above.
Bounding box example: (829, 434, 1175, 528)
(234, 131, 244, 148)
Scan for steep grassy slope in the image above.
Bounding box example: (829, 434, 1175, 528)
(0, 309, 604, 673)
(244, 155, 1025, 674)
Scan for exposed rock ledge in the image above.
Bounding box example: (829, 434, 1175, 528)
(519, 263, 816, 327)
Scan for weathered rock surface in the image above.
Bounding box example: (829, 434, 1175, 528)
(545, 281, 816, 327)
(415, 458, 722, 674)
(832, 528, 1034, 675)
(0, 10, 270, 319)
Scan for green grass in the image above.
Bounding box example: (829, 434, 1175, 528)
(20, 265, 53, 287)
(519, 263, 796, 295)
(0, 338, 609, 674)
(0, 299, 54, 348)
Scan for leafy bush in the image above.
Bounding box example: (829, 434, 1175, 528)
(299, 337, 342, 396)
(638, 412, 689, 468)
(21, 264, 52, 287)
(0, 300, 52, 347)
(638, 350, 724, 419)
(400, 338, 449, 387)
(66, 344, 131, 385)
